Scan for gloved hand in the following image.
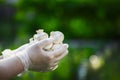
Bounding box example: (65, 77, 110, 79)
(2, 29, 69, 72)
(16, 38, 68, 72)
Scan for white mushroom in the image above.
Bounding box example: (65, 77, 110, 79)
(33, 29, 48, 41)
(33, 29, 52, 50)
(29, 29, 64, 51)
(44, 43, 53, 51)
(29, 38, 34, 43)
(52, 44, 62, 50)
(50, 31, 64, 44)
(36, 29, 44, 34)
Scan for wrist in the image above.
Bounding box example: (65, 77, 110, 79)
(13, 55, 24, 73)
(16, 50, 31, 72)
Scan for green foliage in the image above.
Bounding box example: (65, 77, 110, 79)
(0, 0, 119, 40)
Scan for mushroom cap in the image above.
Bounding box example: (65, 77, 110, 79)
(50, 31, 64, 44)
(34, 32, 48, 41)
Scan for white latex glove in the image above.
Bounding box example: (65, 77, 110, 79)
(13, 44, 29, 53)
(16, 38, 68, 72)
(2, 44, 29, 58)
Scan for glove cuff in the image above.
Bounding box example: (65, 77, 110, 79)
(16, 50, 31, 72)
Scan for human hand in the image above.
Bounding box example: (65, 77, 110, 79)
(16, 38, 68, 72)
(2, 29, 69, 72)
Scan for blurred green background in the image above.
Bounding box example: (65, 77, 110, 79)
(0, 0, 120, 80)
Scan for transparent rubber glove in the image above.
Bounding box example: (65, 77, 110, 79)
(16, 38, 68, 72)
(2, 44, 29, 58)
(13, 44, 29, 53)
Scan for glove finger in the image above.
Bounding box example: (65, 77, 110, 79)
(63, 43, 69, 48)
(36, 38, 53, 48)
(50, 44, 68, 58)
(14, 44, 29, 52)
(49, 65, 58, 71)
(55, 50, 68, 61)
(49, 61, 58, 66)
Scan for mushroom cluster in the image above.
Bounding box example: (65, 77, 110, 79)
(29, 29, 64, 51)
